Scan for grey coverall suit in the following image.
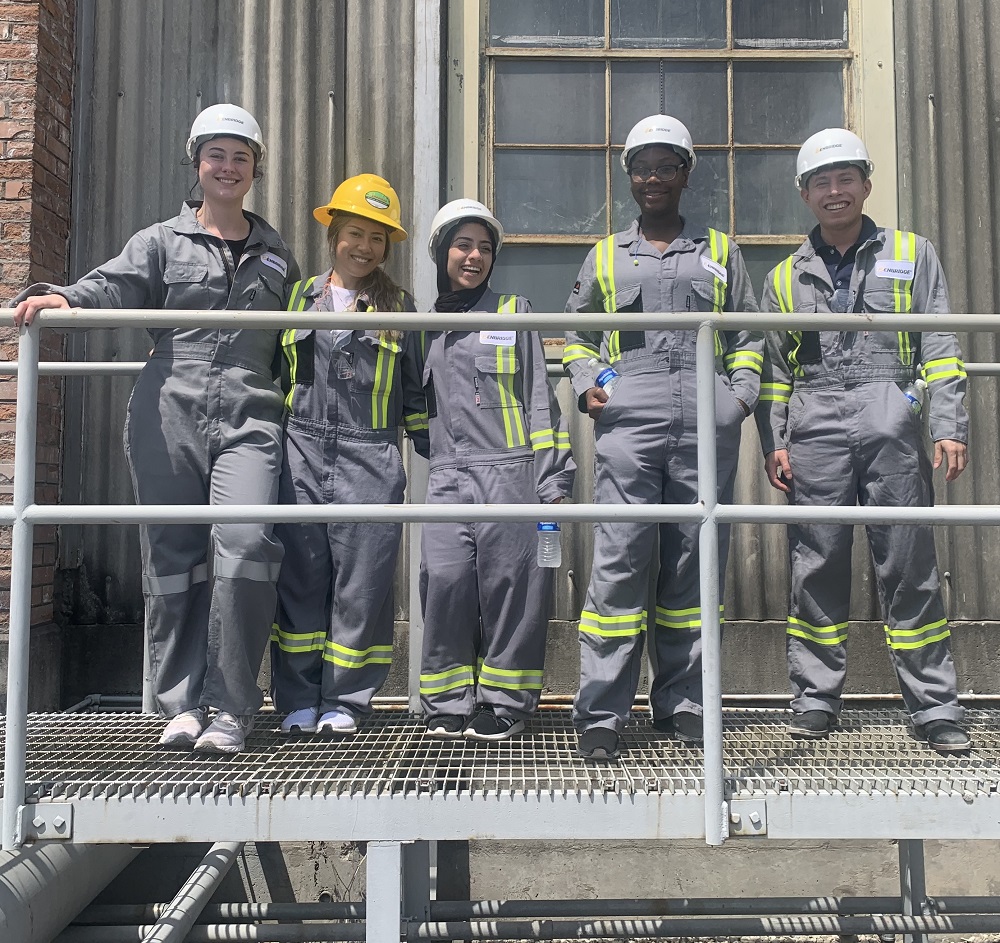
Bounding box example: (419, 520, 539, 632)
(271, 274, 424, 718)
(19, 201, 300, 718)
(756, 223, 966, 725)
(564, 219, 762, 734)
(417, 290, 576, 721)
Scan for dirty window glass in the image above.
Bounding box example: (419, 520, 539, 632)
(734, 151, 817, 235)
(494, 150, 606, 236)
(489, 0, 604, 48)
(733, 62, 844, 144)
(733, 0, 849, 49)
(494, 245, 591, 315)
(611, 61, 728, 146)
(496, 61, 605, 145)
(611, 0, 726, 49)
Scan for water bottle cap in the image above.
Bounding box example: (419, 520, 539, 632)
(595, 367, 618, 388)
(537, 521, 560, 532)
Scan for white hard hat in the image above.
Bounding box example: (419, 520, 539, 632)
(621, 114, 697, 172)
(186, 103, 266, 164)
(427, 199, 505, 261)
(795, 128, 873, 188)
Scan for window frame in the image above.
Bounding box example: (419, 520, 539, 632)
(447, 0, 898, 251)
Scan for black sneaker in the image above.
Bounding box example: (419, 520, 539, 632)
(918, 719, 972, 753)
(652, 711, 703, 743)
(425, 714, 466, 739)
(577, 727, 620, 760)
(789, 710, 833, 739)
(465, 707, 525, 741)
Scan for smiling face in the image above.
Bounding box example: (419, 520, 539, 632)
(446, 222, 493, 292)
(196, 136, 256, 206)
(628, 144, 689, 218)
(329, 215, 390, 289)
(800, 163, 872, 230)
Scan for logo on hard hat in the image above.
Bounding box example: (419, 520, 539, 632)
(365, 191, 391, 210)
(817, 143, 841, 153)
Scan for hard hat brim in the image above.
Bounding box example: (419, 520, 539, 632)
(313, 203, 408, 242)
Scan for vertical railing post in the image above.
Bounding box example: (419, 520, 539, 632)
(2, 322, 40, 849)
(696, 322, 726, 846)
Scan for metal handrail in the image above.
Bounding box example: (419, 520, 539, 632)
(1, 307, 994, 850)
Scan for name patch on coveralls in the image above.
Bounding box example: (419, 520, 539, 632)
(875, 260, 915, 280)
(480, 331, 516, 346)
(701, 257, 728, 283)
(260, 252, 288, 277)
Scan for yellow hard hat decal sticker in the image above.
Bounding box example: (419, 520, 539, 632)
(365, 191, 391, 210)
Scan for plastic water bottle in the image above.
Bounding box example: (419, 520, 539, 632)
(902, 378, 927, 415)
(595, 366, 621, 397)
(536, 521, 562, 568)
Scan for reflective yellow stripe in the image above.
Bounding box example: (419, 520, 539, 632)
(725, 350, 764, 373)
(579, 609, 647, 638)
(921, 357, 967, 383)
(479, 663, 545, 691)
(530, 428, 554, 449)
(707, 228, 729, 313)
(270, 624, 326, 654)
(419, 664, 476, 695)
(495, 295, 526, 448)
(759, 382, 793, 404)
(563, 343, 598, 365)
(787, 616, 849, 646)
(655, 604, 725, 630)
(884, 619, 950, 651)
(595, 238, 610, 304)
(282, 276, 318, 412)
(324, 638, 394, 669)
(893, 230, 917, 364)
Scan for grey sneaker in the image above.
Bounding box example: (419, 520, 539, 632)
(159, 707, 209, 749)
(193, 711, 255, 755)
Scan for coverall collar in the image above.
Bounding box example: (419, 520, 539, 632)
(792, 215, 885, 289)
(621, 216, 716, 255)
(172, 200, 279, 254)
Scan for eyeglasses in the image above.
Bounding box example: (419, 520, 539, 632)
(629, 163, 685, 182)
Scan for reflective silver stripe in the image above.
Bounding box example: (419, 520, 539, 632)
(214, 558, 282, 582)
(142, 562, 209, 596)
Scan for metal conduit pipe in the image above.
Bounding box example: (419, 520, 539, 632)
(74, 895, 1000, 924)
(54, 913, 1000, 942)
(137, 842, 242, 943)
(0, 843, 142, 943)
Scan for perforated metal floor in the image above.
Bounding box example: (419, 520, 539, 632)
(4, 707, 998, 801)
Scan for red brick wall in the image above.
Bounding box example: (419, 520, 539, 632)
(0, 0, 76, 629)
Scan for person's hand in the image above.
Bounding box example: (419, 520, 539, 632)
(13, 293, 69, 328)
(585, 386, 608, 421)
(765, 448, 793, 494)
(933, 439, 968, 482)
(548, 497, 563, 504)
(734, 397, 751, 417)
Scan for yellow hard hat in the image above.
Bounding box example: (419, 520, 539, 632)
(313, 174, 408, 241)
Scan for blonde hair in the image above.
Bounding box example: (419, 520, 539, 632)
(327, 213, 407, 341)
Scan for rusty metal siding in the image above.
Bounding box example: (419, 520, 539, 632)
(63, 0, 416, 623)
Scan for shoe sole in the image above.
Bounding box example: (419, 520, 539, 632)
(921, 736, 972, 753)
(427, 727, 465, 739)
(280, 725, 318, 735)
(192, 742, 245, 755)
(578, 747, 620, 761)
(673, 732, 703, 745)
(465, 721, 525, 741)
(158, 734, 199, 749)
(789, 727, 830, 739)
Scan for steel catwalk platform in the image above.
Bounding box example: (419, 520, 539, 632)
(1, 707, 998, 844)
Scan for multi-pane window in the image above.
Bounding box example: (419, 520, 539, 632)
(485, 0, 856, 312)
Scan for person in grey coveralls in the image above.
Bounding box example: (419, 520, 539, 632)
(756, 128, 970, 753)
(14, 104, 300, 754)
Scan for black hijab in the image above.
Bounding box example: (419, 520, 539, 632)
(433, 219, 498, 312)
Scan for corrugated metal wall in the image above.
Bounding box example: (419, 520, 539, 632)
(895, 0, 1000, 622)
(62, 0, 1000, 630)
(62, 0, 417, 623)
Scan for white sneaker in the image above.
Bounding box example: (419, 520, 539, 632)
(193, 711, 255, 754)
(280, 707, 319, 735)
(159, 707, 209, 749)
(317, 708, 357, 736)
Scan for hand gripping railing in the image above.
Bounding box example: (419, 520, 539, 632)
(5, 307, 1000, 851)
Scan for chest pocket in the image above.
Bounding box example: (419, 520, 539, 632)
(162, 262, 209, 308)
(351, 333, 403, 430)
(241, 269, 284, 310)
(475, 351, 527, 448)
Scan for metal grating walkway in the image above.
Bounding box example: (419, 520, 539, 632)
(3, 707, 999, 843)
